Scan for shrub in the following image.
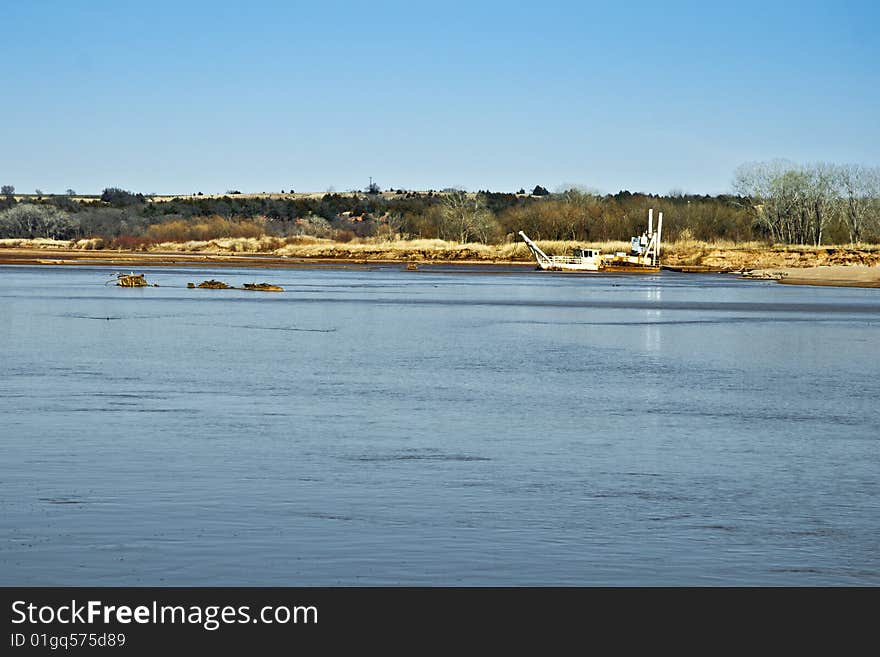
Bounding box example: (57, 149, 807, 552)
(144, 216, 266, 242)
(110, 235, 154, 250)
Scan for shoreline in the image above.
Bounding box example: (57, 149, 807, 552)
(739, 265, 880, 288)
(2, 246, 880, 288)
(0, 248, 530, 269)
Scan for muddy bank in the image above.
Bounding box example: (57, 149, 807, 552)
(661, 245, 880, 271)
(2, 241, 880, 288)
(0, 247, 527, 269)
(740, 265, 880, 288)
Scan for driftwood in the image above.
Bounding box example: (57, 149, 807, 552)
(116, 273, 149, 287)
(183, 280, 282, 291)
(241, 282, 284, 292)
(189, 279, 232, 289)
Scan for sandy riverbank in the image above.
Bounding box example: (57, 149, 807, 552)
(2, 239, 880, 287)
(740, 265, 880, 288)
(0, 246, 529, 269)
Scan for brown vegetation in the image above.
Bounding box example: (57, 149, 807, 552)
(145, 216, 265, 242)
(3, 235, 880, 272)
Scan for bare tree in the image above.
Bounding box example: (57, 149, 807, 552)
(835, 164, 880, 245)
(869, 169, 880, 240)
(734, 160, 843, 245)
(804, 163, 838, 246)
(556, 188, 603, 241)
(439, 191, 497, 243)
(1, 185, 14, 195)
(733, 160, 789, 242)
(0, 204, 78, 239)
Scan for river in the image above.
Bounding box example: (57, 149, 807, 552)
(1, 264, 878, 584)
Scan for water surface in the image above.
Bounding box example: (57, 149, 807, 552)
(1, 265, 878, 584)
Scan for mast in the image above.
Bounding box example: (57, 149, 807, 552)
(656, 212, 663, 263)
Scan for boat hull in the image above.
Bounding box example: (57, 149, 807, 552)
(535, 264, 660, 273)
(537, 262, 601, 272)
(600, 264, 661, 273)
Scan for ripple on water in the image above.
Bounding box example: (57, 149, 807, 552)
(343, 448, 491, 463)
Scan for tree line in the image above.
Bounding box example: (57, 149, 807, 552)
(733, 161, 880, 245)
(2, 164, 879, 245)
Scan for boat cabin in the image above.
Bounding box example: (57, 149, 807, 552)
(631, 234, 648, 255)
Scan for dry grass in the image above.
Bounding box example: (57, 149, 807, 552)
(150, 236, 285, 253)
(662, 241, 880, 270)
(75, 238, 105, 250)
(273, 238, 506, 260)
(4, 234, 880, 270)
(0, 238, 73, 249)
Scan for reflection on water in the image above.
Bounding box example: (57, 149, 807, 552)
(1, 265, 879, 585)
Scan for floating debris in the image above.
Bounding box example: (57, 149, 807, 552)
(184, 280, 282, 292)
(405, 262, 419, 271)
(189, 279, 232, 289)
(115, 273, 156, 287)
(241, 282, 284, 292)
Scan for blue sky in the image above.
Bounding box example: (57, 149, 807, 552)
(1, 0, 877, 195)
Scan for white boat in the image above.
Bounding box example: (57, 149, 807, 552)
(517, 235, 602, 270)
(519, 209, 663, 273)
